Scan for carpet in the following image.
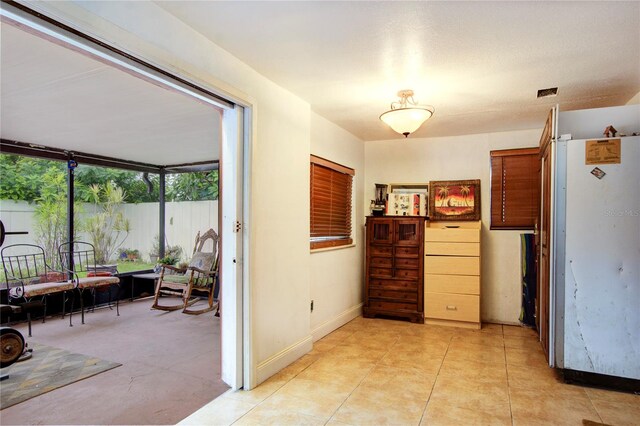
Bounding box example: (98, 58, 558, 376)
(0, 343, 121, 409)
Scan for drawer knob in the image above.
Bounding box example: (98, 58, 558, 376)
(446, 305, 457, 311)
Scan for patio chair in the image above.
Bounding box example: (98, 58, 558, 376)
(1, 244, 75, 336)
(58, 241, 121, 325)
(151, 228, 219, 315)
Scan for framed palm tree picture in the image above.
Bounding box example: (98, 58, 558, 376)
(428, 179, 481, 221)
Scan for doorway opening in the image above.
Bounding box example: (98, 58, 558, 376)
(1, 3, 248, 422)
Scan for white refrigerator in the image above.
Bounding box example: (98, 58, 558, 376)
(552, 133, 639, 381)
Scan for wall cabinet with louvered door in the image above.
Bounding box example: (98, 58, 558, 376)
(364, 216, 425, 323)
(424, 220, 481, 329)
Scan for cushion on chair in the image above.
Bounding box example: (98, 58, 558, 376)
(186, 252, 215, 287)
(161, 275, 191, 284)
(77, 276, 120, 289)
(10, 280, 75, 298)
(187, 252, 215, 272)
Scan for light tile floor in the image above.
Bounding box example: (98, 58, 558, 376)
(180, 317, 640, 426)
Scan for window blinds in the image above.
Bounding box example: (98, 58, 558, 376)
(310, 155, 354, 249)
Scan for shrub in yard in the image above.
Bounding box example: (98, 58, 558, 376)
(83, 181, 130, 264)
(33, 167, 82, 269)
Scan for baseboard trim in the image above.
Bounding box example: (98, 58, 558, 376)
(483, 319, 525, 327)
(311, 303, 363, 342)
(256, 335, 313, 385)
(563, 369, 640, 393)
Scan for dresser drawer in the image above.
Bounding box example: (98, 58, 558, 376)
(369, 289, 417, 302)
(370, 245, 393, 256)
(368, 300, 417, 312)
(370, 257, 393, 268)
(394, 268, 419, 279)
(370, 279, 418, 292)
(425, 226, 480, 243)
(425, 292, 479, 323)
(370, 267, 393, 278)
(395, 246, 420, 257)
(424, 256, 479, 275)
(394, 257, 419, 268)
(425, 274, 479, 295)
(425, 242, 480, 257)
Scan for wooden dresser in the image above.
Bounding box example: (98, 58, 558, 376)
(364, 216, 425, 323)
(424, 220, 481, 329)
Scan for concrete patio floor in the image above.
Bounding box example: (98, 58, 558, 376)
(1, 297, 228, 425)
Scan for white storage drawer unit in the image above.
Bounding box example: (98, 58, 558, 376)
(424, 220, 481, 329)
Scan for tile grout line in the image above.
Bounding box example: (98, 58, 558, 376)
(583, 388, 606, 424)
(319, 328, 370, 425)
(417, 333, 453, 426)
(499, 324, 517, 426)
(239, 325, 367, 426)
(323, 330, 401, 425)
(228, 342, 330, 425)
(301, 329, 367, 426)
(504, 337, 515, 426)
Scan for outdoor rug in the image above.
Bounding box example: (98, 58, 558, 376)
(0, 343, 121, 409)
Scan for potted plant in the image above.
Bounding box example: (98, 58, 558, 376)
(150, 235, 183, 264)
(156, 255, 178, 274)
(158, 255, 179, 266)
(118, 248, 129, 261)
(126, 249, 140, 261)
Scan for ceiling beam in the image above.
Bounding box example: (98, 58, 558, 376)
(1, 138, 220, 175)
(164, 160, 219, 173)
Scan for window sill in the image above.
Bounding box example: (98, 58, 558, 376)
(310, 243, 356, 253)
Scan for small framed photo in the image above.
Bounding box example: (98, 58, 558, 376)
(429, 179, 481, 221)
(386, 182, 429, 216)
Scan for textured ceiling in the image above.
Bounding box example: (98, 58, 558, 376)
(157, 1, 640, 140)
(0, 22, 221, 165)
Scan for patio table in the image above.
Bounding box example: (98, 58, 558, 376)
(130, 273, 160, 301)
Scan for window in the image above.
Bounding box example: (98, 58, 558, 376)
(310, 155, 354, 249)
(490, 148, 540, 230)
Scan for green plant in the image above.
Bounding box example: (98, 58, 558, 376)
(75, 166, 159, 203)
(32, 167, 83, 269)
(83, 181, 130, 264)
(2, 154, 217, 203)
(158, 255, 179, 266)
(0, 154, 66, 202)
(150, 234, 183, 260)
(166, 170, 218, 201)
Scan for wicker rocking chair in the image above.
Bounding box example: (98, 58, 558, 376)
(151, 229, 219, 315)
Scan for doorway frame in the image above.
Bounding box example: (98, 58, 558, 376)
(0, 1, 252, 391)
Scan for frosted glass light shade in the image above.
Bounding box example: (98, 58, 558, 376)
(379, 107, 433, 137)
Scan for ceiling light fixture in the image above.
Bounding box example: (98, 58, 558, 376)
(379, 90, 434, 138)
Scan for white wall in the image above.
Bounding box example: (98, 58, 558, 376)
(309, 112, 365, 340)
(21, 0, 312, 386)
(627, 91, 640, 105)
(365, 128, 542, 324)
